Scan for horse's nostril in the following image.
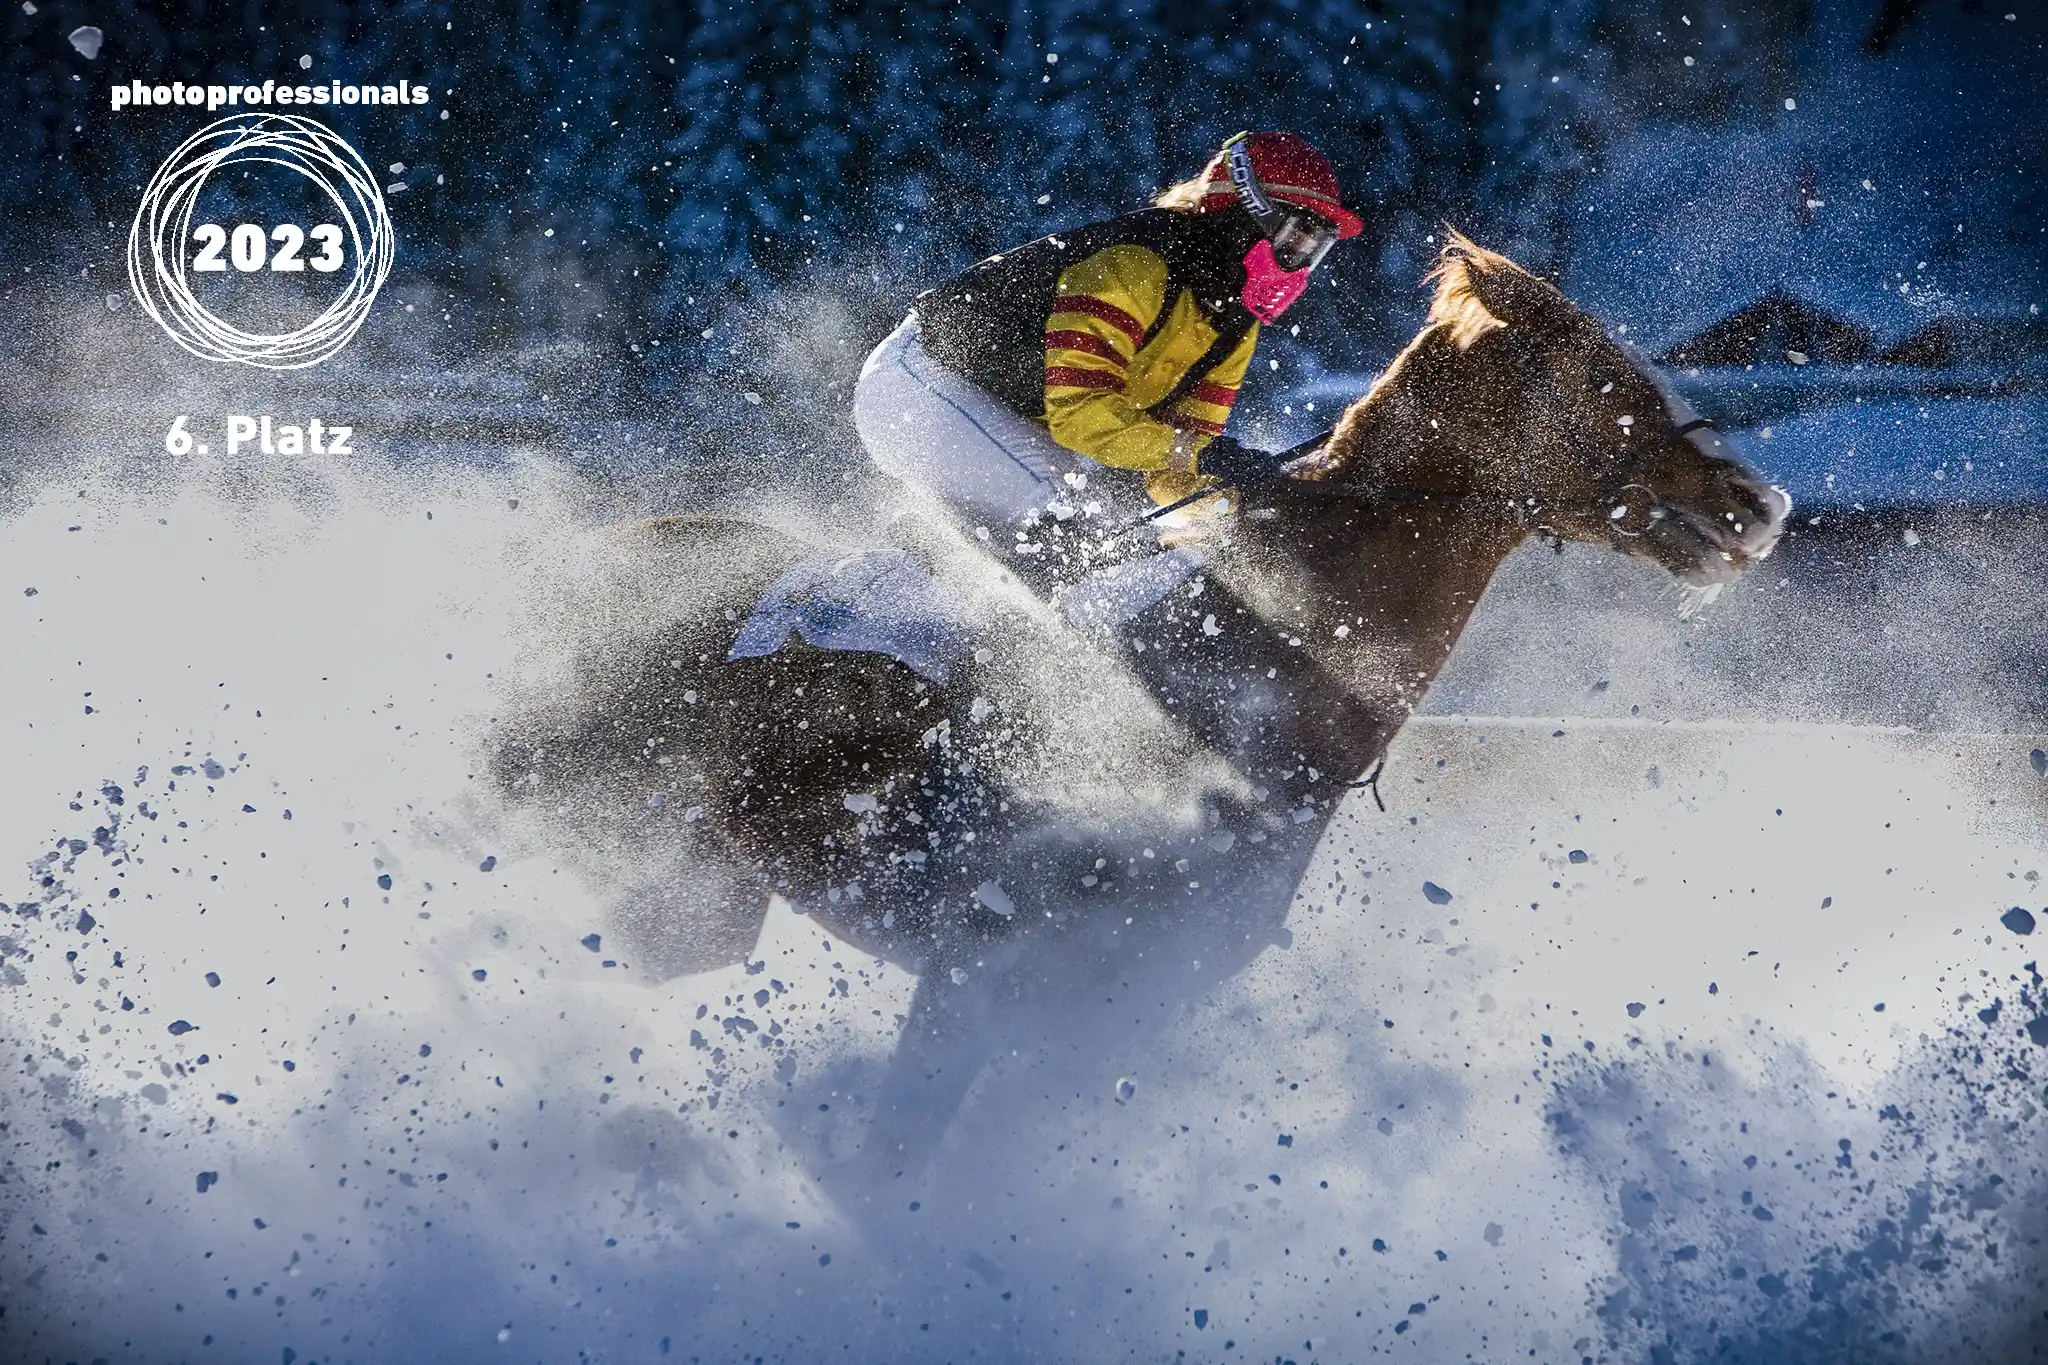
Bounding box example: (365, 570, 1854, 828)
(1725, 478, 1782, 528)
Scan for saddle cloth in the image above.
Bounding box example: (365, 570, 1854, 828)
(727, 549, 972, 682)
(727, 546, 1206, 681)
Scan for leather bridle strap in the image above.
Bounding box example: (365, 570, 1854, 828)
(1115, 408, 1716, 535)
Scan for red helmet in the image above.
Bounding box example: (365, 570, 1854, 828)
(1193, 130, 1364, 240)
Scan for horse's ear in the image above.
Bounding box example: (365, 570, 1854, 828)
(1427, 229, 1563, 350)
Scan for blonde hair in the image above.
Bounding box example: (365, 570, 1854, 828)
(1155, 150, 1212, 211)
(1424, 228, 1575, 350)
(1152, 171, 1210, 212)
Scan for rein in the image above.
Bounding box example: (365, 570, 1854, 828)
(1120, 412, 1721, 539)
(1112, 428, 1490, 534)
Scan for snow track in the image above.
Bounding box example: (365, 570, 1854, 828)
(1, 450, 2042, 1363)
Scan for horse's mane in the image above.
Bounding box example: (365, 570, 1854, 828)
(1424, 229, 1578, 349)
(1313, 230, 1587, 476)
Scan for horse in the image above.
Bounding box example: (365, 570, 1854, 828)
(489, 233, 1787, 1171)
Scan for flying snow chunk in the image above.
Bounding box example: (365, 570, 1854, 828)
(1114, 1077, 1136, 1102)
(68, 25, 102, 58)
(2031, 748, 2047, 776)
(1422, 881, 1453, 905)
(2001, 907, 2036, 936)
(974, 881, 1015, 917)
(299, 53, 312, 69)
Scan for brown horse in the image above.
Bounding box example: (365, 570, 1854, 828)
(490, 235, 1785, 1165)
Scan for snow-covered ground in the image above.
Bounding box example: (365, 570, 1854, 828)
(1, 447, 2042, 1363)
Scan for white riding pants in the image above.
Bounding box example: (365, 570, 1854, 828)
(854, 313, 1110, 530)
(852, 314, 1208, 624)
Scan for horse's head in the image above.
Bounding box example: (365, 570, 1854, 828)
(1307, 232, 1788, 589)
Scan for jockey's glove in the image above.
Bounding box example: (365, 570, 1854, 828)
(1198, 435, 1290, 492)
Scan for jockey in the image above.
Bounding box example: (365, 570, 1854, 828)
(853, 130, 1362, 572)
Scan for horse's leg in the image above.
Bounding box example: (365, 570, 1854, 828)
(847, 949, 1000, 1186)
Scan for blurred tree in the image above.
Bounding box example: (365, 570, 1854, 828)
(1, 0, 2036, 389)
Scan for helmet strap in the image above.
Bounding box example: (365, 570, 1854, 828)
(1221, 133, 1274, 220)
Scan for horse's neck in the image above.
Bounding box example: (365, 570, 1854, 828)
(1112, 504, 1519, 831)
(1308, 497, 1524, 702)
(1213, 334, 1531, 783)
(1324, 322, 1515, 491)
(1111, 327, 1529, 797)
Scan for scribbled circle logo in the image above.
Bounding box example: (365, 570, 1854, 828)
(127, 114, 393, 370)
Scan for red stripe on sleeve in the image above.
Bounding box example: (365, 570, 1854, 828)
(1049, 294, 1146, 344)
(1166, 413, 1226, 436)
(1044, 366, 1125, 392)
(1044, 330, 1124, 364)
(1187, 381, 1240, 408)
